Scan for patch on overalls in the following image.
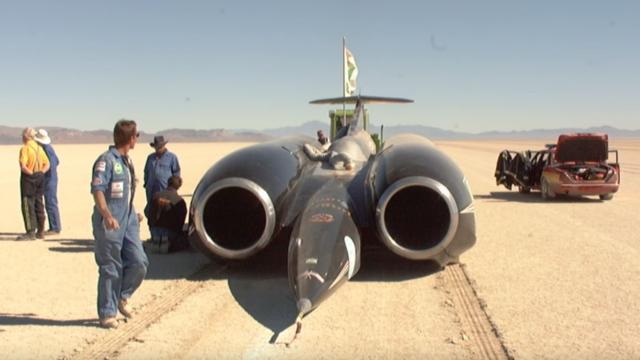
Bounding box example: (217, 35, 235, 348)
(114, 162, 123, 175)
(111, 181, 124, 198)
(95, 161, 106, 172)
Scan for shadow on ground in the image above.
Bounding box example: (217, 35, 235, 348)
(43, 237, 211, 280)
(0, 312, 97, 328)
(0, 232, 26, 241)
(475, 191, 604, 203)
(226, 238, 294, 343)
(145, 249, 211, 281)
(354, 246, 443, 281)
(46, 238, 95, 253)
(225, 236, 443, 343)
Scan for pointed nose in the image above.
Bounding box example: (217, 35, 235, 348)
(297, 298, 312, 314)
(287, 181, 362, 313)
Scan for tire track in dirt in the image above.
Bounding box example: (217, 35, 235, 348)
(441, 264, 512, 360)
(71, 264, 226, 360)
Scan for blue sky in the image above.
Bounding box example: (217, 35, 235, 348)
(1, 1, 638, 133)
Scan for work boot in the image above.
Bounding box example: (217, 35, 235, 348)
(17, 232, 36, 240)
(36, 232, 45, 239)
(118, 299, 134, 319)
(44, 230, 60, 236)
(99, 317, 119, 329)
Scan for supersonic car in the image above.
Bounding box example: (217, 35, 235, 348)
(495, 133, 620, 200)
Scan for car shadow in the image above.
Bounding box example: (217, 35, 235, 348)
(145, 250, 212, 280)
(225, 237, 443, 344)
(225, 238, 295, 343)
(474, 191, 604, 203)
(228, 267, 294, 343)
(354, 246, 443, 281)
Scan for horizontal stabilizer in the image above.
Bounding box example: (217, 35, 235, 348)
(309, 95, 414, 105)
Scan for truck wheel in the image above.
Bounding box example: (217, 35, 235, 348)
(518, 186, 531, 194)
(541, 177, 555, 200)
(599, 193, 613, 200)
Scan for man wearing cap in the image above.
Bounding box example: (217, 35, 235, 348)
(143, 135, 181, 242)
(34, 129, 62, 235)
(91, 119, 148, 329)
(18, 128, 50, 240)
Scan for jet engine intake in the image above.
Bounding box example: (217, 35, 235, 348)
(193, 177, 276, 260)
(376, 176, 459, 260)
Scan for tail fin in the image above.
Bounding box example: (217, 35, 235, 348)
(310, 95, 413, 136)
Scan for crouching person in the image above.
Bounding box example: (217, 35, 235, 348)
(91, 119, 148, 329)
(147, 175, 189, 253)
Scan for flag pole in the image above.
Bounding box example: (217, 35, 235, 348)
(342, 37, 347, 130)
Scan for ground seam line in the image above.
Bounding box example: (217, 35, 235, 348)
(71, 264, 226, 360)
(444, 264, 510, 360)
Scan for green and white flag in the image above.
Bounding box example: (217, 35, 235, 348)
(344, 47, 358, 96)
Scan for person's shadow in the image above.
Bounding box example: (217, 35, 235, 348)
(0, 232, 27, 241)
(0, 312, 97, 328)
(46, 238, 95, 253)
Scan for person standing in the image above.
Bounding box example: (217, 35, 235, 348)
(34, 129, 62, 235)
(18, 128, 50, 240)
(143, 135, 180, 241)
(91, 119, 148, 329)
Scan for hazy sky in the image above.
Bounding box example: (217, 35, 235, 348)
(1, 1, 639, 133)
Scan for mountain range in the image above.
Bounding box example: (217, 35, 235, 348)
(1, 122, 638, 145)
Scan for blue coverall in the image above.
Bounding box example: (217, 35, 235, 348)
(143, 150, 180, 238)
(41, 143, 61, 232)
(91, 146, 149, 319)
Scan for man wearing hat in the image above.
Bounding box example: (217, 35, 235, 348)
(18, 128, 50, 240)
(34, 129, 62, 235)
(143, 135, 181, 241)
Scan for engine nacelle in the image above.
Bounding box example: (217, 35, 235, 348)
(189, 137, 311, 260)
(371, 134, 476, 264)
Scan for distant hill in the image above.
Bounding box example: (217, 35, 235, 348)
(371, 124, 640, 140)
(149, 128, 271, 143)
(468, 125, 640, 139)
(371, 124, 468, 139)
(0, 126, 271, 145)
(1, 123, 638, 145)
(258, 120, 329, 137)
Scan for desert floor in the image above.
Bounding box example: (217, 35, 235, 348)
(1, 139, 639, 359)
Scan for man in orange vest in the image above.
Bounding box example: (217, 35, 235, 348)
(18, 127, 50, 240)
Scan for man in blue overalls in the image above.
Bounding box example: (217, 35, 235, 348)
(91, 119, 148, 329)
(34, 129, 62, 235)
(143, 135, 181, 242)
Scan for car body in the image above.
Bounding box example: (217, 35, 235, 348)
(189, 96, 476, 318)
(495, 133, 620, 200)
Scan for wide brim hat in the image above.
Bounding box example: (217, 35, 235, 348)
(150, 135, 168, 148)
(34, 129, 51, 145)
